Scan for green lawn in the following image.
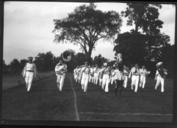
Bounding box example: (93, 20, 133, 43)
(2, 71, 55, 90)
(2, 73, 174, 123)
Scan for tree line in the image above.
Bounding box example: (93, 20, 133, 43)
(52, 2, 175, 78)
(3, 51, 109, 75)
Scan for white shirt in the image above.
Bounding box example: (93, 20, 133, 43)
(55, 63, 67, 75)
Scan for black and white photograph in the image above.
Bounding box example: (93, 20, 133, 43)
(1, 0, 176, 126)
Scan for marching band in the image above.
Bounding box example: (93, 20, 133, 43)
(22, 51, 168, 94)
(73, 61, 168, 94)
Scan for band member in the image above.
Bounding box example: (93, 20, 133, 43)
(129, 64, 140, 93)
(139, 65, 150, 89)
(102, 63, 111, 93)
(122, 65, 129, 88)
(155, 62, 168, 93)
(110, 64, 116, 86)
(89, 65, 94, 84)
(93, 64, 99, 85)
(98, 66, 104, 87)
(22, 57, 37, 92)
(81, 62, 90, 93)
(55, 59, 67, 92)
(114, 64, 124, 96)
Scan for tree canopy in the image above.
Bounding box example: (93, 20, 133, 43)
(121, 3, 163, 35)
(53, 3, 122, 63)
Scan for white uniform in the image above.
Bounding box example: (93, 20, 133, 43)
(89, 67, 94, 84)
(81, 66, 90, 92)
(102, 67, 111, 92)
(22, 62, 37, 92)
(110, 69, 116, 85)
(55, 63, 67, 91)
(155, 68, 167, 93)
(129, 67, 140, 93)
(93, 67, 99, 85)
(123, 68, 129, 88)
(139, 68, 150, 88)
(98, 68, 104, 87)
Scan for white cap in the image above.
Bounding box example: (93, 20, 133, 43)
(103, 63, 107, 66)
(156, 62, 163, 67)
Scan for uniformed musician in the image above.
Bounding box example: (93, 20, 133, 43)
(22, 57, 37, 92)
(154, 62, 168, 93)
(55, 59, 67, 92)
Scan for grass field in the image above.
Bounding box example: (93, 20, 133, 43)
(1, 73, 173, 124)
(2, 71, 55, 90)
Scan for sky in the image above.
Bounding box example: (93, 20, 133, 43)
(3, 2, 176, 64)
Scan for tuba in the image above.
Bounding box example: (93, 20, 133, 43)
(61, 49, 75, 62)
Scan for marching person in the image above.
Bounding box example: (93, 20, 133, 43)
(139, 65, 150, 89)
(114, 64, 124, 96)
(93, 64, 99, 85)
(55, 59, 67, 92)
(122, 65, 129, 88)
(22, 57, 37, 92)
(110, 64, 116, 86)
(129, 64, 140, 93)
(154, 62, 168, 93)
(98, 65, 104, 87)
(102, 63, 111, 93)
(81, 62, 90, 93)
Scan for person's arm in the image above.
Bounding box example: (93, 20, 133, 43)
(155, 70, 158, 80)
(22, 63, 27, 77)
(33, 64, 37, 78)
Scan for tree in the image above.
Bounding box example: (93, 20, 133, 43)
(3, 60, 8, 74)
(114, 32, 147, 65)
(53, 3, 122, 63)
(34, 52, 55, 71)
(19, 59, 28, 70)
(74, 52, 87, 66)
(93, 54, 108, 67)
(121, 2, 163, 35)
(9, 59, 21, 74)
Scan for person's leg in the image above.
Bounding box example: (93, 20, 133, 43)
(119, 80, 124, 96)
(81, 74, 85, 90)
(102, 75, 106, 90)
(134, 76, 139, 93)
(131, 76, 135, 90)
(114, 80, 118, 96)
(84, 75, 89, 93)
(142, 76, 146, 89)
(123, 76, 128, 88)
(25, 72, 29, 90)
(155, 76, 160, 90)
(105, 76, 110, 93)
(27, 72, 34, 92)
(139, 76, 143, 88)
(160, 77, 165, 93)
(57, 75, 61, 90)
(59, 74, 66, 91)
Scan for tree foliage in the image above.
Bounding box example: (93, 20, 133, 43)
(53, 3, 122, 63)
(92, 54, 108, 67)
(121, 2, 163, 35)
(34, 52, 55, 71)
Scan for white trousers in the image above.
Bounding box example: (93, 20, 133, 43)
(56, 74, 66, 91)
(155, 76, 165, 93)
(131, 75, 139, 93)
(81, 73, 89, 92)
(25, 72, 34, 92)
(123, 76, 128, 88)
(139, 75, 146, 88)
(102, 74, 110, 92)
(93, 73, 99, 85)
